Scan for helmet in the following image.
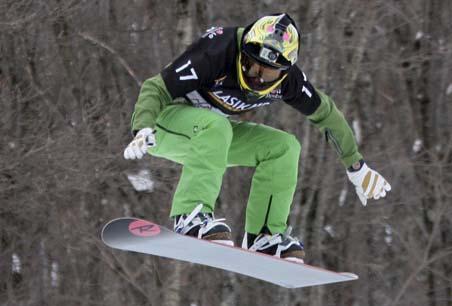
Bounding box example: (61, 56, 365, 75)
(238, 14, 300, 96)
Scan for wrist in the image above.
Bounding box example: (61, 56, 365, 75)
(136, 127, 154, 136)
(133, 126, 155, 136)
(348, 159, 364, 172)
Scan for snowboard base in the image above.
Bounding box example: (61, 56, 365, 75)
(101, 217, 358, 288)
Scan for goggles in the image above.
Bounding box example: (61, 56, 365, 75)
(240, 52, 284, 91)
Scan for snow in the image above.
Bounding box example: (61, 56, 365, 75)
(384, 224, 393, 245)
(127, 169, 155, 192)
(51, 262, 59, 288)
(123, 203, 132, 216)
(12, 253, 21, 273)
(324, 225, 336, 237)
(130, 23, 139, 44)
(352, 120, 362, 144)
(415, 31, 423, 40)
(446, 83, 452, 95)
(412, 139, 422, 153)
(338, 189, 347, 207)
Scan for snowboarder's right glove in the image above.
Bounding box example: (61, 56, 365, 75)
(123, 127, 156, 160)
(347, 162, 391, 206)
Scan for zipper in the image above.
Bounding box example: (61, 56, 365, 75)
(156, 123, 191, 140)
(325, 128, 343, 155)
(261, 195, 273, 234)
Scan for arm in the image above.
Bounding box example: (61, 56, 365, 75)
(130, 28, 234, 133)
(307, 89, 362, 168)
(282, 67, 361, 168)
(131, 74, 172, 133)
(282, 67, 391, 205)
(310, 92, 392, 205)
(126, 27, 234, 159)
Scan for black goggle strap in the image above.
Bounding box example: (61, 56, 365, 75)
(274, 14, 291, 38)
(270, 13, 301, 57)
(268, 14, 297, 66)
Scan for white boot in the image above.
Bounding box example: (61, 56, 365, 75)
(242, 227, 305, 263)
(174, 204, 234, 246)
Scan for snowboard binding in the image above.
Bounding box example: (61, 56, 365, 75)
(174, 204, 234, 246)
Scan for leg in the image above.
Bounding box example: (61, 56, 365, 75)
(228, 121, 301, 235)
(150, 104, 233, 216)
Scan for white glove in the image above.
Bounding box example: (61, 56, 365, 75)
(347, 162, 391, 206)
(123, 128, 156, 160)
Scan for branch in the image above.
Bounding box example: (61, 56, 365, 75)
(77, 32, 142, 87)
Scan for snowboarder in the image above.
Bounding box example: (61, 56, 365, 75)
(123, 13, 391, 263)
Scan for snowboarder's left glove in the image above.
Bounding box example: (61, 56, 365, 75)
(347, 162, 391, 206)
(123, 128, 156, 160)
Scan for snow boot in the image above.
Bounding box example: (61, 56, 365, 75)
(242, 226, 305, 263)
(174, 204, 234, 246)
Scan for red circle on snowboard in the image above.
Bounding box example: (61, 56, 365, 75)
(128, 220, 161, 237)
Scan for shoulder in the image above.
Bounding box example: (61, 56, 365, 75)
(191, 26, 238, 57)
(281, 65, 321, 115)
(160, 27, 239, 97)
(281, 65, 311, 99)
(200, 26, 237, 43)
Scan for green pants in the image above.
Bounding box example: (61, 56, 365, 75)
(149, 104, 301, 235)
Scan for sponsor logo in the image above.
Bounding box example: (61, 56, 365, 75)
(186, 90, 210, 109)
(209, 91, 271, 112)
(186, 90, 229, 116)
(202, 27, 224, 39)
(266, 88, 283, 99)
(128, 220, 161, 237)
(214, 75, 227, 87)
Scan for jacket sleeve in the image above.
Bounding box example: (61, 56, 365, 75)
(307, 89, 362, 168)
(283, 66, 362, 167)
(131, 74, 172, 133)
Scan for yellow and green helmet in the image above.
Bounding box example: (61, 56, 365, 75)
(238, 14, 300, 95)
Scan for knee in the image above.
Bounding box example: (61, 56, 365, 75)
(288, 134, 301, 154)
(257, 131, 301, 164)
(276, 133, 301, 156)
(202, 114, 233, 144)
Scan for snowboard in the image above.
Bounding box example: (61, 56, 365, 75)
(101, 217, 358, 288)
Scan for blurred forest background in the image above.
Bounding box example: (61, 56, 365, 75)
(1, 0, 452, 305)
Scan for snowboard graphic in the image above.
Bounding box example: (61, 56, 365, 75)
(101, 217, 358, 288)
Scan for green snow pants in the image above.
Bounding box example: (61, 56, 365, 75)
(149, 104, 301, 235)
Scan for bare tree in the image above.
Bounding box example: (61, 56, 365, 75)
(1, 0, 451, 305)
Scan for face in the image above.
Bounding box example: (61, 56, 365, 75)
(241, 53, 283, 91)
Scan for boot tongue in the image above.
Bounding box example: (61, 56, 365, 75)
(198, 212, 213, 222)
